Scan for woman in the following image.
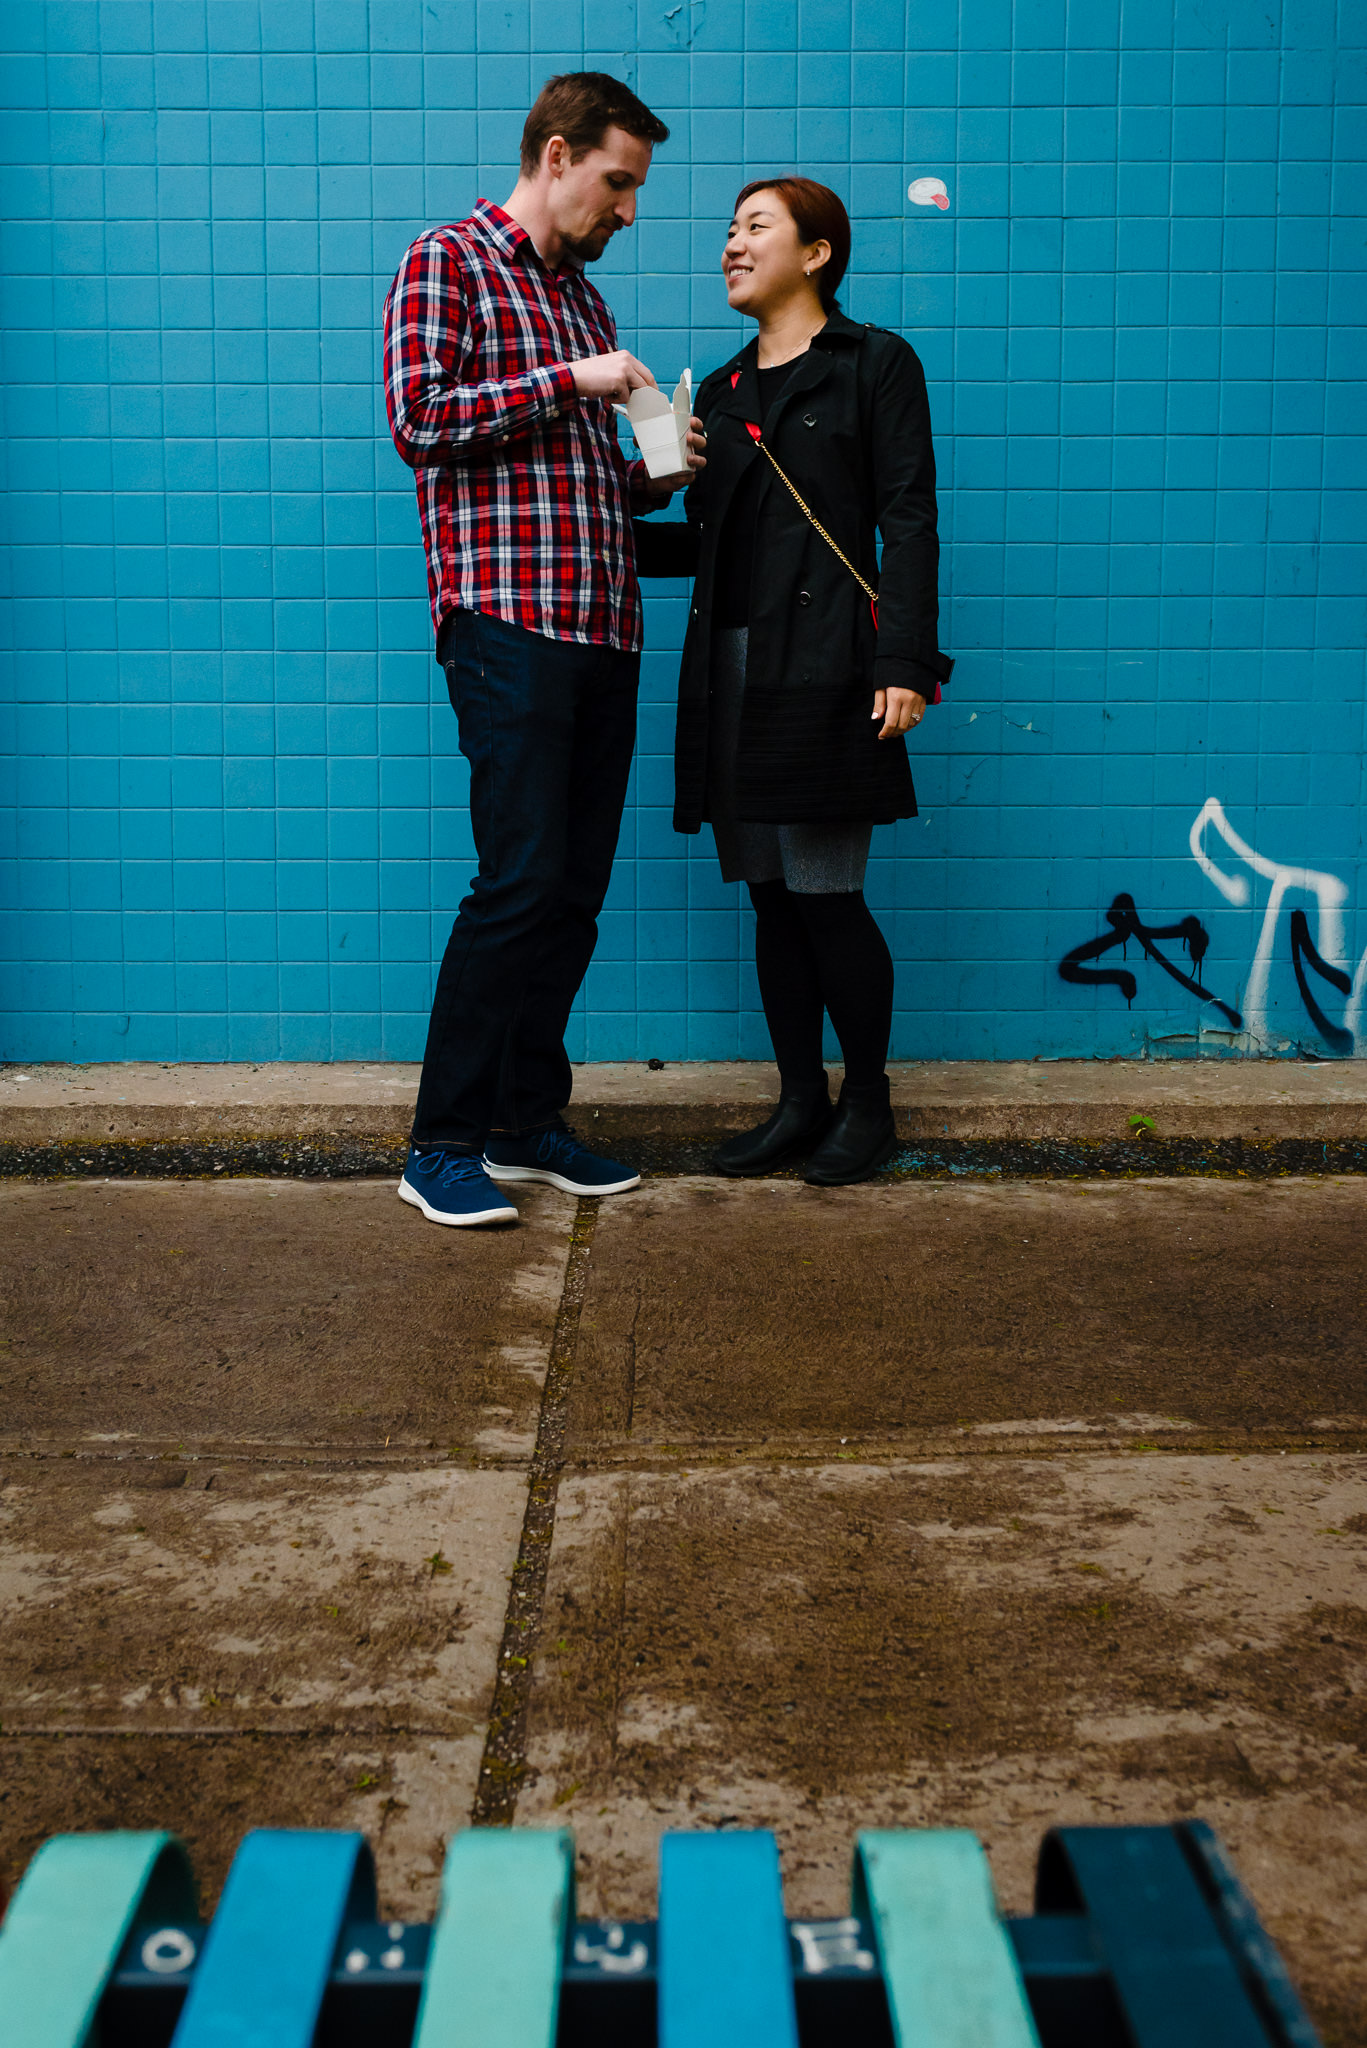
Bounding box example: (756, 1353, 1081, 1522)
(641, 178, 952, 1184)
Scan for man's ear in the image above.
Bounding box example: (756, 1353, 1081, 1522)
(544, 134, 569, 180)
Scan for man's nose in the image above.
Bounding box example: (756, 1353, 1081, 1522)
(615, 192, 636, 227)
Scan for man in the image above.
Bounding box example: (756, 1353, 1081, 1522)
(383, 73, 703, 1227)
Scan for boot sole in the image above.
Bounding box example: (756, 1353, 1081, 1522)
(711, 1133, 829, 1177)
(398, 1177, 519, 1227)
(802, 1128, 902, 1187)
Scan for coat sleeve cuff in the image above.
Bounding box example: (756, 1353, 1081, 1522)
(632, 518, 699, 579)
(873, 652, 954, 703)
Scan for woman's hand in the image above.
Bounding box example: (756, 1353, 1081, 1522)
(872, 686, 927, 740)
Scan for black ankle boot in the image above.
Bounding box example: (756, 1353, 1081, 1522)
(803, 1077, 899, 1186)
(712, 1083, 834, 1177)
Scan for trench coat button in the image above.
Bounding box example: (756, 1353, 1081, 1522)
(801, 671, 812, 682)
(798, 589, 812, 606)
(803, 412, 816, 427)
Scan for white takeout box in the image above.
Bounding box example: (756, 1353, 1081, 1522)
(618, 369, 692, 479)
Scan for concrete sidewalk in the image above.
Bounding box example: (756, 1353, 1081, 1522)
(3, 1058, 1366, 1177)
(2, 1165, 1365, 2041)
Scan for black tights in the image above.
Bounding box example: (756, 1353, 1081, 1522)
(748, 878, 894, 1096)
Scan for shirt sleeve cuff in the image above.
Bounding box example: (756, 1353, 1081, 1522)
(534, 361, 580, 413)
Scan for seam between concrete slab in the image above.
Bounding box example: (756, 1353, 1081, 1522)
(6, 1137, 1367, 1179)
(0, 1444, 535, 1470)
(564, 1430, 1367, 1467)
(471, 1197, 598, 1827)
(0, 1726, 482, 1741)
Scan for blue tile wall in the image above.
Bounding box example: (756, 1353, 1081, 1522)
(1, 0, 1365, 1063)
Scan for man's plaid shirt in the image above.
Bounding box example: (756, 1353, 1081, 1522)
(383, 199, 647, 654)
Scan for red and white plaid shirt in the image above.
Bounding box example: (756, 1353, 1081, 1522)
(383, 199, 646, 653)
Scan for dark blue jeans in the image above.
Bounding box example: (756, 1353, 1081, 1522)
(411, 608, 640, 1151)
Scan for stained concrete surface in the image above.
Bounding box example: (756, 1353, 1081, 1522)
(0, 1176, 570, 1916)
(0, 1461, 525, 1733)
(0, 1733, 480, 1921)
(0, 1179, 574, 1454)
(568, 1177, 1367, 1448)
(2, 1170, 1365, 2042)
(518, 1453, 1367, 2041)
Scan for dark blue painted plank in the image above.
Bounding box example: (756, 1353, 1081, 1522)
(1177, 1823, 1322, 2048)
(1039, 1826, 1270, 2048)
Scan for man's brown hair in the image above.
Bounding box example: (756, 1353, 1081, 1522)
(732, 177, 852, 311)
(520, 72, 669, 175)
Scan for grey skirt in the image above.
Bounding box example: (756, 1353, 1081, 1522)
(707, 626, 872, 894)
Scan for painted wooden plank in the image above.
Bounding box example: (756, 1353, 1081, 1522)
(658, 1830, 800, 2048)
(171, 1830, 375, 2048)
(412, 1828, 573, 2048)
(1040, 1826, 1271, 2048)
(0, 1831, 195, 2048)
(1176, 1823, 1321, 2048)
(854, 1830, 1041, 2048)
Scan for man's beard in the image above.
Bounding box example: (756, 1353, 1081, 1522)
(561, 222, 615, 266)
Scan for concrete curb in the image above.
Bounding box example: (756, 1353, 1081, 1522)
(2, 1059, 1366, 1178)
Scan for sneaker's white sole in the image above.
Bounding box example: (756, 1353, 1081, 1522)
(483, 1160, 641, 1197)
(398, 1177, 518, 1227)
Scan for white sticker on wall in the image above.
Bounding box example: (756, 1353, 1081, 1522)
(908, 177, 950, 209)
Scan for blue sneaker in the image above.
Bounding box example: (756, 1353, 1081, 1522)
(398, 1146, 518, 1227)
(483, 1118, 640, 1197)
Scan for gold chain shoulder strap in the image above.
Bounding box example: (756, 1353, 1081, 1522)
(754, 442, 878, 606)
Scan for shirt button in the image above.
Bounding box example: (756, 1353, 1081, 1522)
(798, 590, 812, 606)
(803, 413, 816, 427)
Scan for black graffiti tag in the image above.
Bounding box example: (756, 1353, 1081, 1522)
(1058, 894, 1243, 1029)
(1289, 908, 1353, 1056)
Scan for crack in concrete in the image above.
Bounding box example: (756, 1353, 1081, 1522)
(471, 1199, 598, 1825)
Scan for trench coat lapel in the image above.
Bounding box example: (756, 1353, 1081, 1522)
(706, 339, 758, 430)
(757, 340, 835, 437)
(708, 330, 843, 440)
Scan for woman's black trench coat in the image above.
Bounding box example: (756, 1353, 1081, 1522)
(634, 310, 953, 833)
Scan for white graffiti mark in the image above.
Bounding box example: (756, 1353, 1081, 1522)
(790, 1918, 878, 1974)
(1189, 798, 1367, 1053)
(908, 177, 950, 209)
(572, 1924, 650, 1975)
(140, 1928, 196, 1974)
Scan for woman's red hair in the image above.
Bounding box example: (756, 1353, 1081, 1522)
(731, 176, 851, 311)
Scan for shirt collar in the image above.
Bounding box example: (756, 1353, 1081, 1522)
(469, 197, 584, 282)
(469, 198, 531, 260)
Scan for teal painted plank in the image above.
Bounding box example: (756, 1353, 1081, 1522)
(171, 1830, 374, 2048)
(412, 1828, 573, 2048)
(854, 1831, 1041, 2048)
(0, 1831, 195, 2048)
(658, 1831, 799, 2048)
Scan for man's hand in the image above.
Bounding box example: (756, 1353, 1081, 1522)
(872, 686, 927, 740)
(641, 415, 708, 500)
(569, 350, 657, 401)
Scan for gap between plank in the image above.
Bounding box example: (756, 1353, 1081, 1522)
(471, 1196, 598, 1825)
